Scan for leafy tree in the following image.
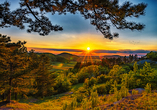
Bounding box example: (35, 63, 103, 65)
(54, 74, 71, 94)
(109, 65, 124, 76)
(76, 65, 99, 82)
(146, 51, 157, 61)
(0, 0, 147, 39)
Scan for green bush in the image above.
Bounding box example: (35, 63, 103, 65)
(97, 74, 106, 84)
(76, 65, 100, 83)
(54, 75, 71, 94)
(68, 73, 78, 85)
(145, 83, 151, 94)
(90, 90, 99, 108)
(74, 87, 88, 103)
(94, 81, 112, 95)
(83, 77, 97, 89)
(109, 65, 125, 76)
(97, 74, 112, 84)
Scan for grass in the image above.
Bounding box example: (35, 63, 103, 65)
(51, 61, 77, 71)
(72, 83, 84, 91)
(1, 89, 157, 110)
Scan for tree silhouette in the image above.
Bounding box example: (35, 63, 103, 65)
(0, 0, 147, 39)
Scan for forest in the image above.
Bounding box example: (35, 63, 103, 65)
(0, 34, 157, 109)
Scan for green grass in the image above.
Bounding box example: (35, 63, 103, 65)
(51, 61, 77, 71)
(71, 83, 83, 91)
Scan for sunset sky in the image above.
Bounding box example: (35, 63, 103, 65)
(0, 0, 157, 56)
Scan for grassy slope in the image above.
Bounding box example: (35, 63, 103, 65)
(1, 92, 157, 110)
(1, 60, 157, 109)
(51, 61, 77, 71)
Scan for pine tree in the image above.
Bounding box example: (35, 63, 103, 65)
(0, 34, 29, 102)
(0, 0, 147, 39)
(28, 52, 54, 97)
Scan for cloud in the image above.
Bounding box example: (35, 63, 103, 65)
(29, 47, 83, 52)
(28, 47, 151, 54)
(93, 49, 150, 54)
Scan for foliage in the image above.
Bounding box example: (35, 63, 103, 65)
(109, 65, 125, 76)
(67, 72, 78, 85)
(132, 89, 139, 95)
(54, 75, 71, 94)
(28, 52, 54, 97)
(94, 81, 112, 95)
(145, 83, 151, 94)
(62, 97, 77, 110)
(0, 34, 29, 102)
(146, 51, 157, 61)
(0, 1, 147, 38)
(76, 65, 99, 83)
(83, 77, 97, 89)
(133, 62, 138, 73)
(90, 90, 99, 108)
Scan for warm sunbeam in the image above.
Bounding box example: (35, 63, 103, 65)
(87, 47, 90, 51)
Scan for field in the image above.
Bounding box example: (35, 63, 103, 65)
(51, 61, 77, 71)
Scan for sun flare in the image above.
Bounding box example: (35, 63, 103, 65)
(87, 47, 90, 51)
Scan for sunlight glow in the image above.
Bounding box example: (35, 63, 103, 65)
(87, 47, 90, 50)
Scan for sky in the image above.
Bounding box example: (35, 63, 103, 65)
(0, 0, 157, 56)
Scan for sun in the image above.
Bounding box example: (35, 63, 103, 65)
(87, 47, 90, 51)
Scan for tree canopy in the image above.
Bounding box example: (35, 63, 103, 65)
(0, 0, 147, 39)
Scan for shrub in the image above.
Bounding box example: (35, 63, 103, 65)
(145, 83, 151, 94)
(132, 89, 139, 95)
(98, 65, 109, 75)
(74, 87, 88, 103)
(81, 98, 88, 110)
(90, 90, 99, 108)
(94, 81, 112, 95)
(62, 98, 77, 110)
(84, 77, 97, 89)
(68, 73, 78, 85)
(97, 74, 106, 84)
(54, 75, 71, 94)
(76, 65, 100, 83)
(109, 65, 125, 76)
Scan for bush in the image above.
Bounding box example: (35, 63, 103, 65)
(83, 77, 97, 89)
(97, 74, 111, 84)
(98, 65, 109, 75)
(109, 65, 125, 76)
(145, 83, 151, 94)
(62, 98, 77, 110)
(74, 87, 88, 103)
(76, 65, 100, 83)
(97, 74, 106, 84)
(132, 89, 139, 95)
(54, 75, 71, 94)
(68, 73, 78, 85)
(90, 90, 99, 108)
(94, 81, 112, 95)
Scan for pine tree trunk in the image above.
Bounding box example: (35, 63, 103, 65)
(7, 77, 12, 103)
(2, 92, 6, 101)
(7, 63, 13, 103)
(15, 92, 17, 100)
(21, 94, 24, 99)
